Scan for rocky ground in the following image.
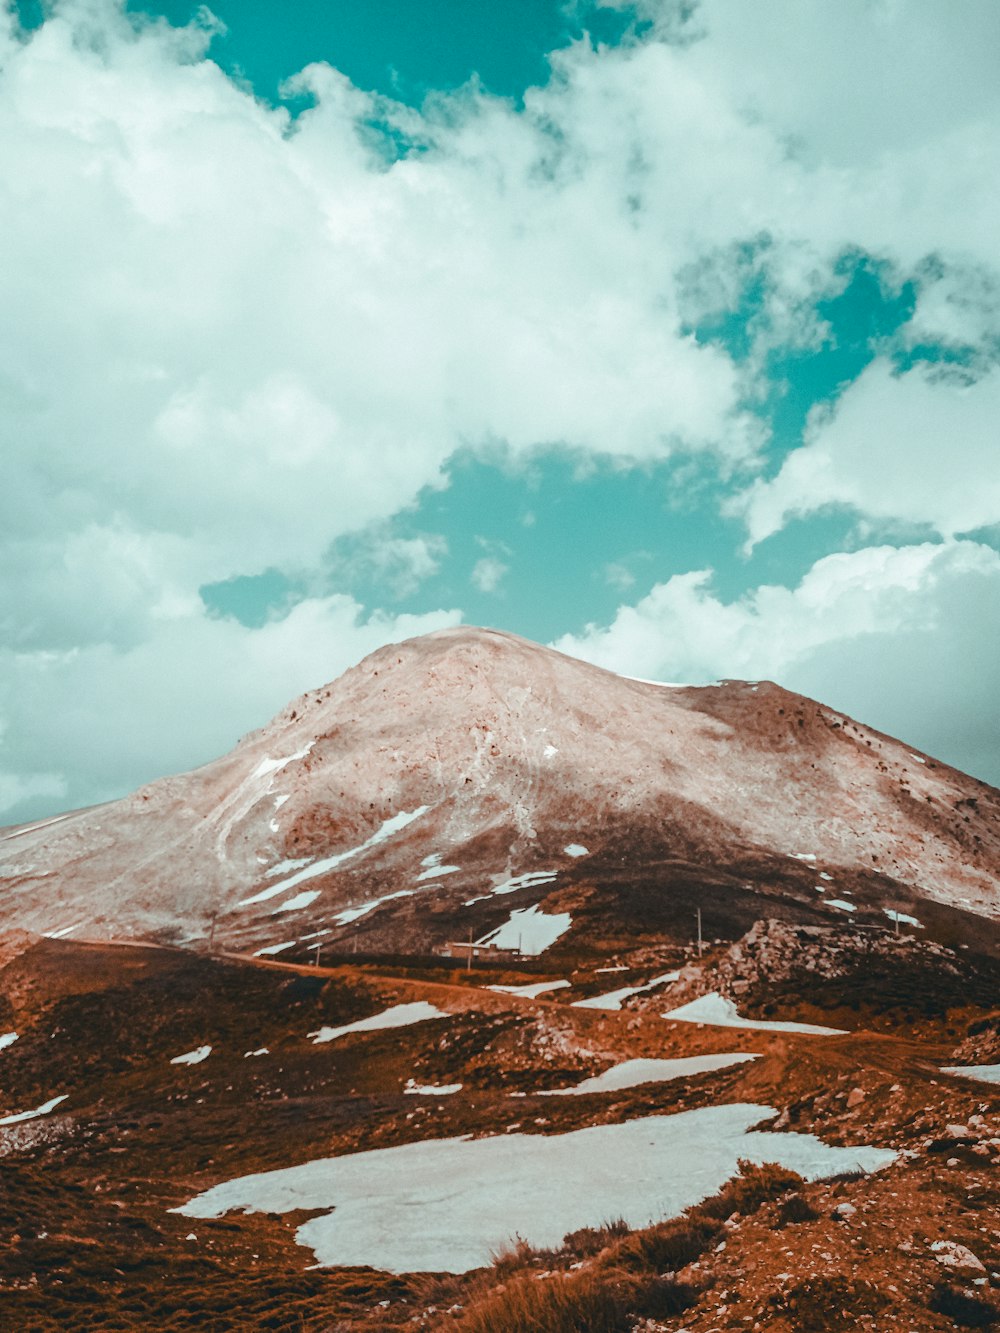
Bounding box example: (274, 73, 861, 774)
(0, 924, 997, 1331)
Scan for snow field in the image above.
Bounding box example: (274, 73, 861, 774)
(176, 1104, 895, 1273)
(475, 904, 572, 955)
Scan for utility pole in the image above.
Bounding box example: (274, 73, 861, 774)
(312, 942, 322, 967)
(696, 907, 703, 958)
(894, 910, 900, 937)
(466, 927, 473, 973)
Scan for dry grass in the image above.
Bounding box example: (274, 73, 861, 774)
(449, 1160, 806, 1332)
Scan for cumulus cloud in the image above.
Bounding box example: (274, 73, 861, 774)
(1, 0, 763, 655)
(554, 541, 1000, 784)
(736, 362, 1000, 547)
(470, 557, 509, 594)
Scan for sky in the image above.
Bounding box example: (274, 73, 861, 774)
(2, 0, 1000, 822)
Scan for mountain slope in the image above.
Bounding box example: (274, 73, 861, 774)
(1, 627, 998, 957)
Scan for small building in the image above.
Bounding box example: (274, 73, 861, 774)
(441, 940, 522, 963)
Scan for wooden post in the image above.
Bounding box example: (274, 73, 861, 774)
(467, 928, 473, 972)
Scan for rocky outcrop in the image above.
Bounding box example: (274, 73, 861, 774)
(661, 919, 999, 1019)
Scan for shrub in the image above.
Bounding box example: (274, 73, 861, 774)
(768, 1275, 889, 1331)
(774, 1193, 821, 1227)
(698, 1160, 805, 1219)
(562, 1218, 631, 1259)
(455, 1268, 632, 1333)
(615, 1215, 721, 1273)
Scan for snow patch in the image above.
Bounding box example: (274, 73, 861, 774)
(244, 1048, 269, 1058)
(827, 899, 856, 913)
(541, 1054, 758, 1095)
(334, 887, 415, 925)
(175, 1104, 895, 1274)
(941, 1064, 1000, 1085)
(0, 1095, 68, 1126)
(487, 980, 571, 999)
(884, 908, 923, 928)
(272, 889, 321, 914)
(266, 856, 314, 878)
(0, 1033, 18, 1052)
(624, 676, 704, 688)
(404, 1080, 462, 1096)
(239, 806, 430, 905)
(476, 905, 571, 956)
(251, 744, 313, 781)
(543, 744, 558, 758)
(171, 1046, 212, 1066)
(310, 1001, 448, 1044)
(573, 971, 680, 1012)
(464, 869, 558, 905)
(563, 844, 589, 858)
(663, 992, 846, 1036)
(254, 941, 297, 957)
(416, 863, 459, 883)
(43, 923, 82, 939)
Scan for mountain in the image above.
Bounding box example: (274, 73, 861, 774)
(1, 626, 998, 960)
(2, 626, 999, 1332)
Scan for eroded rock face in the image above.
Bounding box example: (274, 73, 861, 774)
(0, 626, 998, 955)
(660, 919, 1000, 1023)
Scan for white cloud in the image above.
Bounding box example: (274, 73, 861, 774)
(2, 0, 764, 658)
(327, 529, 448, 599)
(682, 0, 1000, 171)
(471, 557, 509, 594)
(4, 0, 1000, 812)
(554, 541, 1000, 784)
(737, 362, 1000, 547)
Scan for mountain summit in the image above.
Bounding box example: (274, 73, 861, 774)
(1, 626, 998, 957)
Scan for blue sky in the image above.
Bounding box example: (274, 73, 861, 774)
(2, 0, 1000, 819)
